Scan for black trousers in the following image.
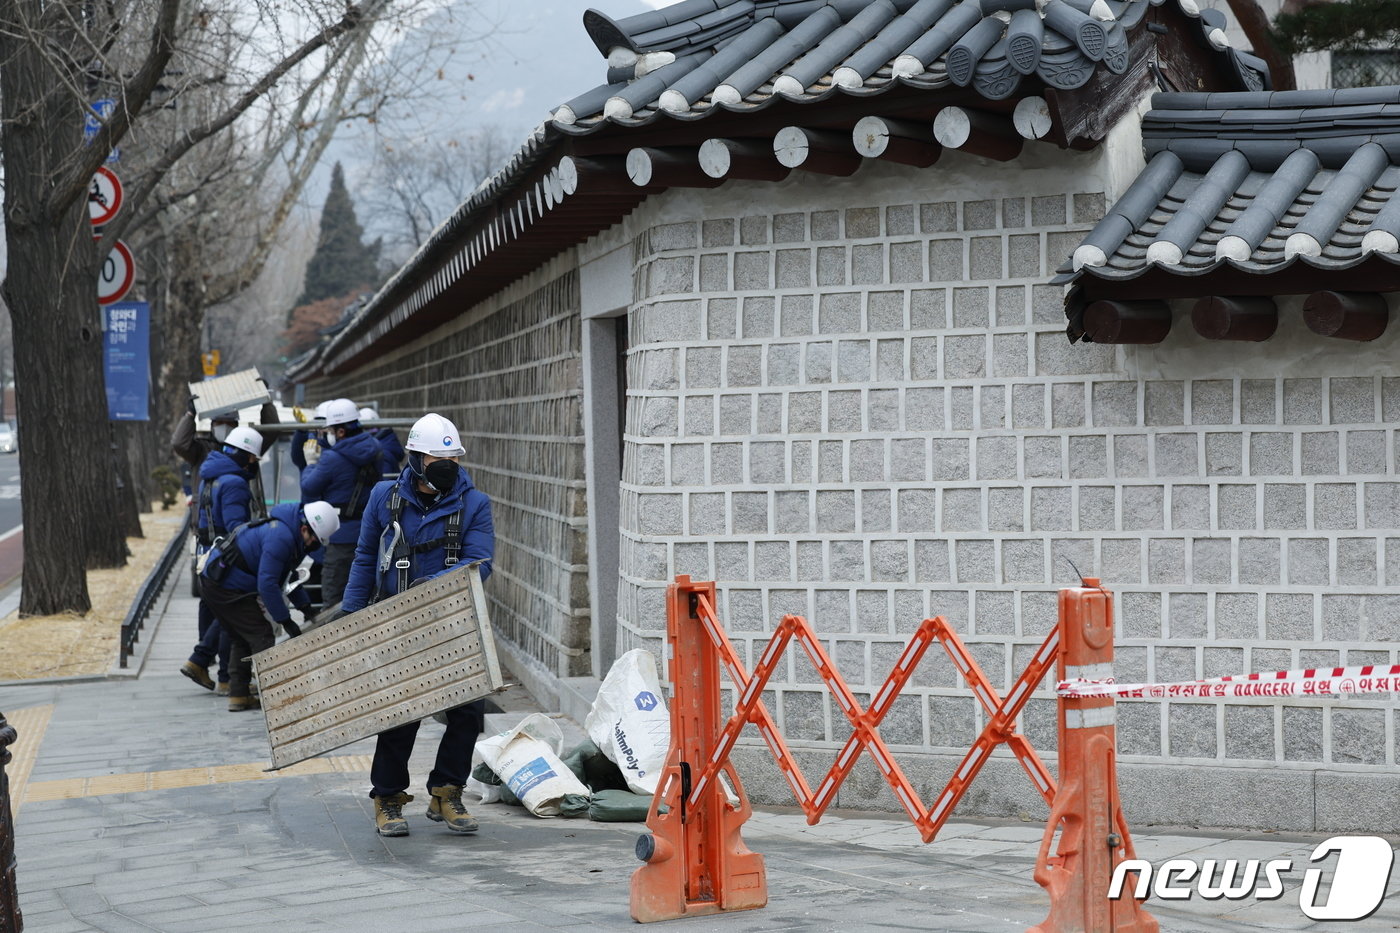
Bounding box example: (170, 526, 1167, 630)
(370, 700, 486, 798)
(320, 541, 355, 609)
(201, 580, 276, 699)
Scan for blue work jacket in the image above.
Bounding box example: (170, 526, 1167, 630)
(196, 450, 253, 541)
(200, 502, 311, 624)
(300, 431, 385, 546)
(341, 465, 494, 614)
(373, 428, 405, 473)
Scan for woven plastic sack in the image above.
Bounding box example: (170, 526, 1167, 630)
(584, 649, 671, 795)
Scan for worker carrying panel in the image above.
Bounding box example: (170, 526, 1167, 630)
(252, 564, 504, 769)
(187, 368, 272, 420)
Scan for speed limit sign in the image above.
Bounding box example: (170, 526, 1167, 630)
(98, 240, 135, 305)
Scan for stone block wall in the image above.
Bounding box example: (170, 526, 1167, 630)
(613, 158, 1400, 831)
(309, 260, 592, 687)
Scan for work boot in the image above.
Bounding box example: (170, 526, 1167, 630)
(426, 785, 479, 834)
(228, 695, 261, 712)
(180, 661, 215, 691)
(374, 792, 413, 837)
(215, 681, 229, 696)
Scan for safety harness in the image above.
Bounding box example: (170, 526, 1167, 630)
(201, 517, 277, 586)
(196, 476, 229, 547)
(372, 487, 465, 604)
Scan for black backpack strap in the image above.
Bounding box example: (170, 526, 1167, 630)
(341, 454, 381, 521)
(197, 475, 227, 546)
(204, 517, 275, 584)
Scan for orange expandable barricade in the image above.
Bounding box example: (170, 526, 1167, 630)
(630, 574, 1156, 933)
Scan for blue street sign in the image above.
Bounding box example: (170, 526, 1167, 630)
(104, 301, 149, 421)
(84, 99, 120, 164)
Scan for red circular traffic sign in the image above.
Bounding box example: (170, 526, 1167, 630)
(97, 240, 135, 305)
(89, 166, 123, 226)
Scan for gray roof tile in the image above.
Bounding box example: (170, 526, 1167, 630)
(1060, 92, 1400, 291)
(560, 0, 1265, 132)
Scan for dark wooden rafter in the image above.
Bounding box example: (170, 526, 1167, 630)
(851, 115, 941, 167)
(773, 126, 863, 175)
(932, 106, 1023, 162)
(1082, 299, 1172, 343)
(698, 138, 790, 181)
(1190, 295, 1278, 341)
(1303, 291, 1389, 341)
(625, 147, 725, 188)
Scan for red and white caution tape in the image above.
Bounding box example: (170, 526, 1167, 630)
(1057, 664, 1400, 699)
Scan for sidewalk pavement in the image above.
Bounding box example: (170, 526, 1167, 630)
(4, 566, 1400, 933)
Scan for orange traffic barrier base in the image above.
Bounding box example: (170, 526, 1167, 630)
(1030, 579, 1157, 933)
(631, 574, 1157, 932)
(630, 579, 766, 923)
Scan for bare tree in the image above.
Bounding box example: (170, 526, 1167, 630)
(0, 0, 448, 614)
(359, 124, 515, 261)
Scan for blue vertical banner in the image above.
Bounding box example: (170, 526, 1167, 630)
(104, 301, 149, 421)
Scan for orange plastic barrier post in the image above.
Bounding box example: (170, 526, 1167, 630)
(1030, 578, 1157, 933)
(630, 576, 767, 923)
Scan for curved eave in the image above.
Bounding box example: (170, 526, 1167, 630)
(554, 68, 957, 136)
(1065, 250, 1400, 299)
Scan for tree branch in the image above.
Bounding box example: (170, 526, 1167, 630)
(51, 0, 182, 214)
(98, 3, 368, 252)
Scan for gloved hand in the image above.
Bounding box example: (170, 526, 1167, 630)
(281, 619, 303, 638)
(302, 438, 321, 464)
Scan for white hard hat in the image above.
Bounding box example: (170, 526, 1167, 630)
(322, 398, 360, 427)
(406, 413, 465, 457)
(302, 501, 340, 544)
(223, 426, 264, 457)
(357, 407, 378, 422)
(312, 401, 331, 419)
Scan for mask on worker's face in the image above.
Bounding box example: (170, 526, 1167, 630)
(423, 459, 458, 494)
(212, 423, 232, 442)
(323, 430, 337, 447)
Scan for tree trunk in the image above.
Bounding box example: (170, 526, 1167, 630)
(1226, 0, 1298, 90)
(0, 0, 128, 613)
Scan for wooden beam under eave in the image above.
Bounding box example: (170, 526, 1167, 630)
(773, 126, 862, 176)
(625, 147, 724, 188)
(1082, 299, 1171, 344)
(932, 107, 1022, 162)
(1191, 296, 1278, 341)
(851, 116, 940, 168)
(698, 138, 790, 181)
(1304, 291, 1389, 341)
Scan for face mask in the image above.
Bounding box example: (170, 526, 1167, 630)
(423, 459, 458, 494)
(212, 423, 232, 442)
(323, 431, 337, 447)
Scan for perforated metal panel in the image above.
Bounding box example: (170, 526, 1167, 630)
(188, 368, 271, 420)
(253, 564, 504, 769)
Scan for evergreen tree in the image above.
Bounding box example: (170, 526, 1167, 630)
(298, 162, 382, 306)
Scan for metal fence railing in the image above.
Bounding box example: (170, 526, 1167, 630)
(120, 512, 191, 668)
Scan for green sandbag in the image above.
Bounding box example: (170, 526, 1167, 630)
(471, 761, 521, 807)
(559, 793, 591, 818)
(561, 738, 630, 792)
(588, 788, 654, 822)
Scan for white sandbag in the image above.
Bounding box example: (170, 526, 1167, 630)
(584, 649, 672, 795)
(476, 712, 589, 817)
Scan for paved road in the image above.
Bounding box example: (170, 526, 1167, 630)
(0, 452, 23, 588)
(4, 565, 1400, 932)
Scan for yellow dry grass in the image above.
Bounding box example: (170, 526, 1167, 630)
(0, 504, 185, 680)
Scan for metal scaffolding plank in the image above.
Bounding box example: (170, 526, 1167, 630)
(188, 368, 272, 419)
(253, 564, 504, 769)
